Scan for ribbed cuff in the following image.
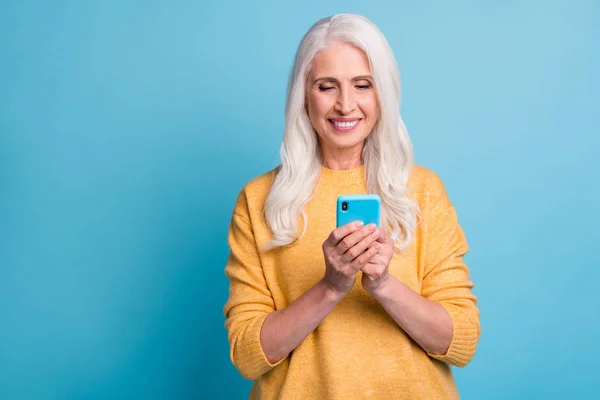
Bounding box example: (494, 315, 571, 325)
(236, 314, 286, 380)
(427, 303, 480, 367)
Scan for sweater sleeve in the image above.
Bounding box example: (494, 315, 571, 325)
(421, 174, 481, 367)
(223, 190, 284, 380)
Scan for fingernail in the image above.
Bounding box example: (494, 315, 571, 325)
(355, 221, 364, 228)
(367, 223, 376, 231)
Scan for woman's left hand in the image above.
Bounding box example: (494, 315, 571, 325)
(361, 228, 395, 294)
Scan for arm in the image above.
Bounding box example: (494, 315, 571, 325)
(224, 192, 377, 379)
(362, 174, 480, 367)
(368, 275, 454, 355)
(260, 220, 381, 364)
(226, 217, 342, 378)
(223, 206, 279, 380)
(419, 175, 480, 367)
(260, 280, 343, 364)
(418, 200, 480, 367)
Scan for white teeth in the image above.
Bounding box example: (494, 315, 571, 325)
(333, 120, 359, 128)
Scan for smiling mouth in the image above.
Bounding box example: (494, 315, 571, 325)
(328, 118, 362, 131)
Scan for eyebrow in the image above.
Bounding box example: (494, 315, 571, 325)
(313, 75, 374, 85)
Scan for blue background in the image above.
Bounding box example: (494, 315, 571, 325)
(1, 0, 598, 398)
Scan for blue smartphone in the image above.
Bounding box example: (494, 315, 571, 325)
(336, 194, 381, 228)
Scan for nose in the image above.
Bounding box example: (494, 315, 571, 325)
(334, 86, 356, 115)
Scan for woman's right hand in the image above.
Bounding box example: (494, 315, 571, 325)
(321, 221, 381, 295)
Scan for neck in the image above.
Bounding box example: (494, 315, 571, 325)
(320, 144, 364, 170)
(322, 158, 362, 170)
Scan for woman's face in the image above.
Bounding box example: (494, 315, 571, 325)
(306, 41, 380, 161)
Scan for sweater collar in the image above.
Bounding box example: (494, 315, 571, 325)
(318, 164, 366, 186)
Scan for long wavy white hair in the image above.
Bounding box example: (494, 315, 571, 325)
(264, 14, 419, 251)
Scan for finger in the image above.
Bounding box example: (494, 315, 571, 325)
(343, 227, 380, 262)
(362, 260, 389, 277)
(337, 223, 378, 254)
(361, 263, 377, 277)
(361, 263, 385, 281)
(326, 221, 364, 247)
(349, 242, 380, 272)
(374, 228, 394, 245)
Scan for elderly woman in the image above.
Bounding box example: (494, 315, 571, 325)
(223, 13, 480, 400)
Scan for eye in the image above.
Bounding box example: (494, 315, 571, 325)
(356, 83, 372, 90)
(319, 85, 335, 92)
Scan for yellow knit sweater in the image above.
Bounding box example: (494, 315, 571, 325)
(223, 164, 480, 400)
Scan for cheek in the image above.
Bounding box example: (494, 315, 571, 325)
(359, 95, 380, 119)
(307, 95, 334, 120)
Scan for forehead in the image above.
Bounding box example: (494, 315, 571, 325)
(309, 41, 372, 78)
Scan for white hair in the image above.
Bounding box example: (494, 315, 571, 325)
(264, 13, 419, 251)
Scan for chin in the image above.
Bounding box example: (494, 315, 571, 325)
(329, 132, 367, 147)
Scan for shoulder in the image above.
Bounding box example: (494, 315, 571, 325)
(242, 166, 279, 202)
(407, 164, 446, 196)
(232, 166, 279, 216)
(407, 164, 455, 213)
(244, 166, 279, 193)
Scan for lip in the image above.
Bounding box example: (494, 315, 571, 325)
(329, 117, 362, 122)
(328, 118, 362, 133)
